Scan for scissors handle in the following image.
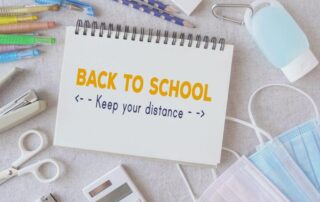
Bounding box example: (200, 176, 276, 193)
(18, 158, 60, 183)
(12, 130, 46, 168)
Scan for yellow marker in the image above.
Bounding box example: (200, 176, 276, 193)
(0, 15, 38, 25)
(0, 5, 60, 16)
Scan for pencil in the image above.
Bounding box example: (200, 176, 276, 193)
(113, 0, 195, 28)
(0, 15, 38, 25)
(140, 0, 180, 14)
(0, 21, 56, 34)
(0, 4, 60, 16)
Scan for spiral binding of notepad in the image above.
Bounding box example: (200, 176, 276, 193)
(75, 20, 226, 51)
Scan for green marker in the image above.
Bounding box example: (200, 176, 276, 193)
(0, 34, 55, 45)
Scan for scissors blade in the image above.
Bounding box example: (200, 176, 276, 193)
(0, 168, 17, 185)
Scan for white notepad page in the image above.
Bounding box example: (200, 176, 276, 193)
(55, 25, 234, 166)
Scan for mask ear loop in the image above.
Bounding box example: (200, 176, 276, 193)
(176, 147, 240, 202)
(248, 83, 320, 146)
(211, 147, 241, 178)
(176, 164, 197, 202)
(176, 116, 272, 202)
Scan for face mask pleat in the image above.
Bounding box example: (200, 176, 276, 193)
(298, 120, 319, 133)
(277, 120, 320, 191)
(200, 159, 246, 201)
(199, 156, 288, 202)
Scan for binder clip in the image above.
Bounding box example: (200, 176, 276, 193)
(35, 0, 95, 16)
(0, 89, 47, 133)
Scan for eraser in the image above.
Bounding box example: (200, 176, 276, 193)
(171, 0, 202, 15)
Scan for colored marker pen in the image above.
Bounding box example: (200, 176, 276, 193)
(0, 49, 40, 63)
(0, 34, 55, 45)
(0, 15, 38, 25)
(0, 5, 60, 16)
(0, 45, 34, 53)
(0, 21, 56, 34)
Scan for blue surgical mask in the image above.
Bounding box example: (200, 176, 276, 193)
(248, 83, 320, 201)
(249, 139, 320, 202)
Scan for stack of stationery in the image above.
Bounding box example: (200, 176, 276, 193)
(112, 0, 195, 28)
(0, 4, 58, 63)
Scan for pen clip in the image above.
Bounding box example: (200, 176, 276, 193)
(64, 3, 84, 11)
(65, 0, 95, 16)
(0, 90, 39, 116)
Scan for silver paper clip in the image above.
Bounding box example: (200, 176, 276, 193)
(211, 4, 254, 25)
(0, 89, 46, 133)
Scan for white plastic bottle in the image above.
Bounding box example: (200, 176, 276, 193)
(244, 0, 318, 82)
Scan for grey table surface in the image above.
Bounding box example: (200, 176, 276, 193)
(0, 0, 319, 201)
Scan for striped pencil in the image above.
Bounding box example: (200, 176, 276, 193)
(113, 0, 195, 28)
(140, 0, 180, 14)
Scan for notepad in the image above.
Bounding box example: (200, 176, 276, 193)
(55, 20, 234, 166)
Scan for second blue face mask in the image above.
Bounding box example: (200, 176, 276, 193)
(277, 119, 320, 191)
(249, 139, 320, 202)
(248, 84, 320, 201)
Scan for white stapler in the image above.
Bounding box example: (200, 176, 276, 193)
(0, 89, 47, 133)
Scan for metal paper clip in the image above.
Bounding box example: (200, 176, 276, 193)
(0, 89, 46, 133)
(211, 4, 254, 25)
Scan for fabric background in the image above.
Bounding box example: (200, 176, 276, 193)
(0, 0, 319, 201)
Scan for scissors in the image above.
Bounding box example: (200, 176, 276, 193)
(0, 130, 60, 185)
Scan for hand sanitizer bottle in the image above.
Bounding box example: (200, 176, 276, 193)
(244, 0, 318, 82)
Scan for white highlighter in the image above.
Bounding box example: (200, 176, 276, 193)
(83, 165, 146, 202)
(171, 0, 202, 15)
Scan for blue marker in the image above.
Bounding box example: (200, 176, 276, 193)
(0, 49, 40, 63)
(35, 0, 95, 16)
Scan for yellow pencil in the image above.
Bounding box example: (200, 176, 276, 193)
(0, 15, 38, 25)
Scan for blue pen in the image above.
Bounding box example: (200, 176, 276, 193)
(0, 49, 40, 63)
(35, 0, 95, 16)
(114, 0, 195, 28)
